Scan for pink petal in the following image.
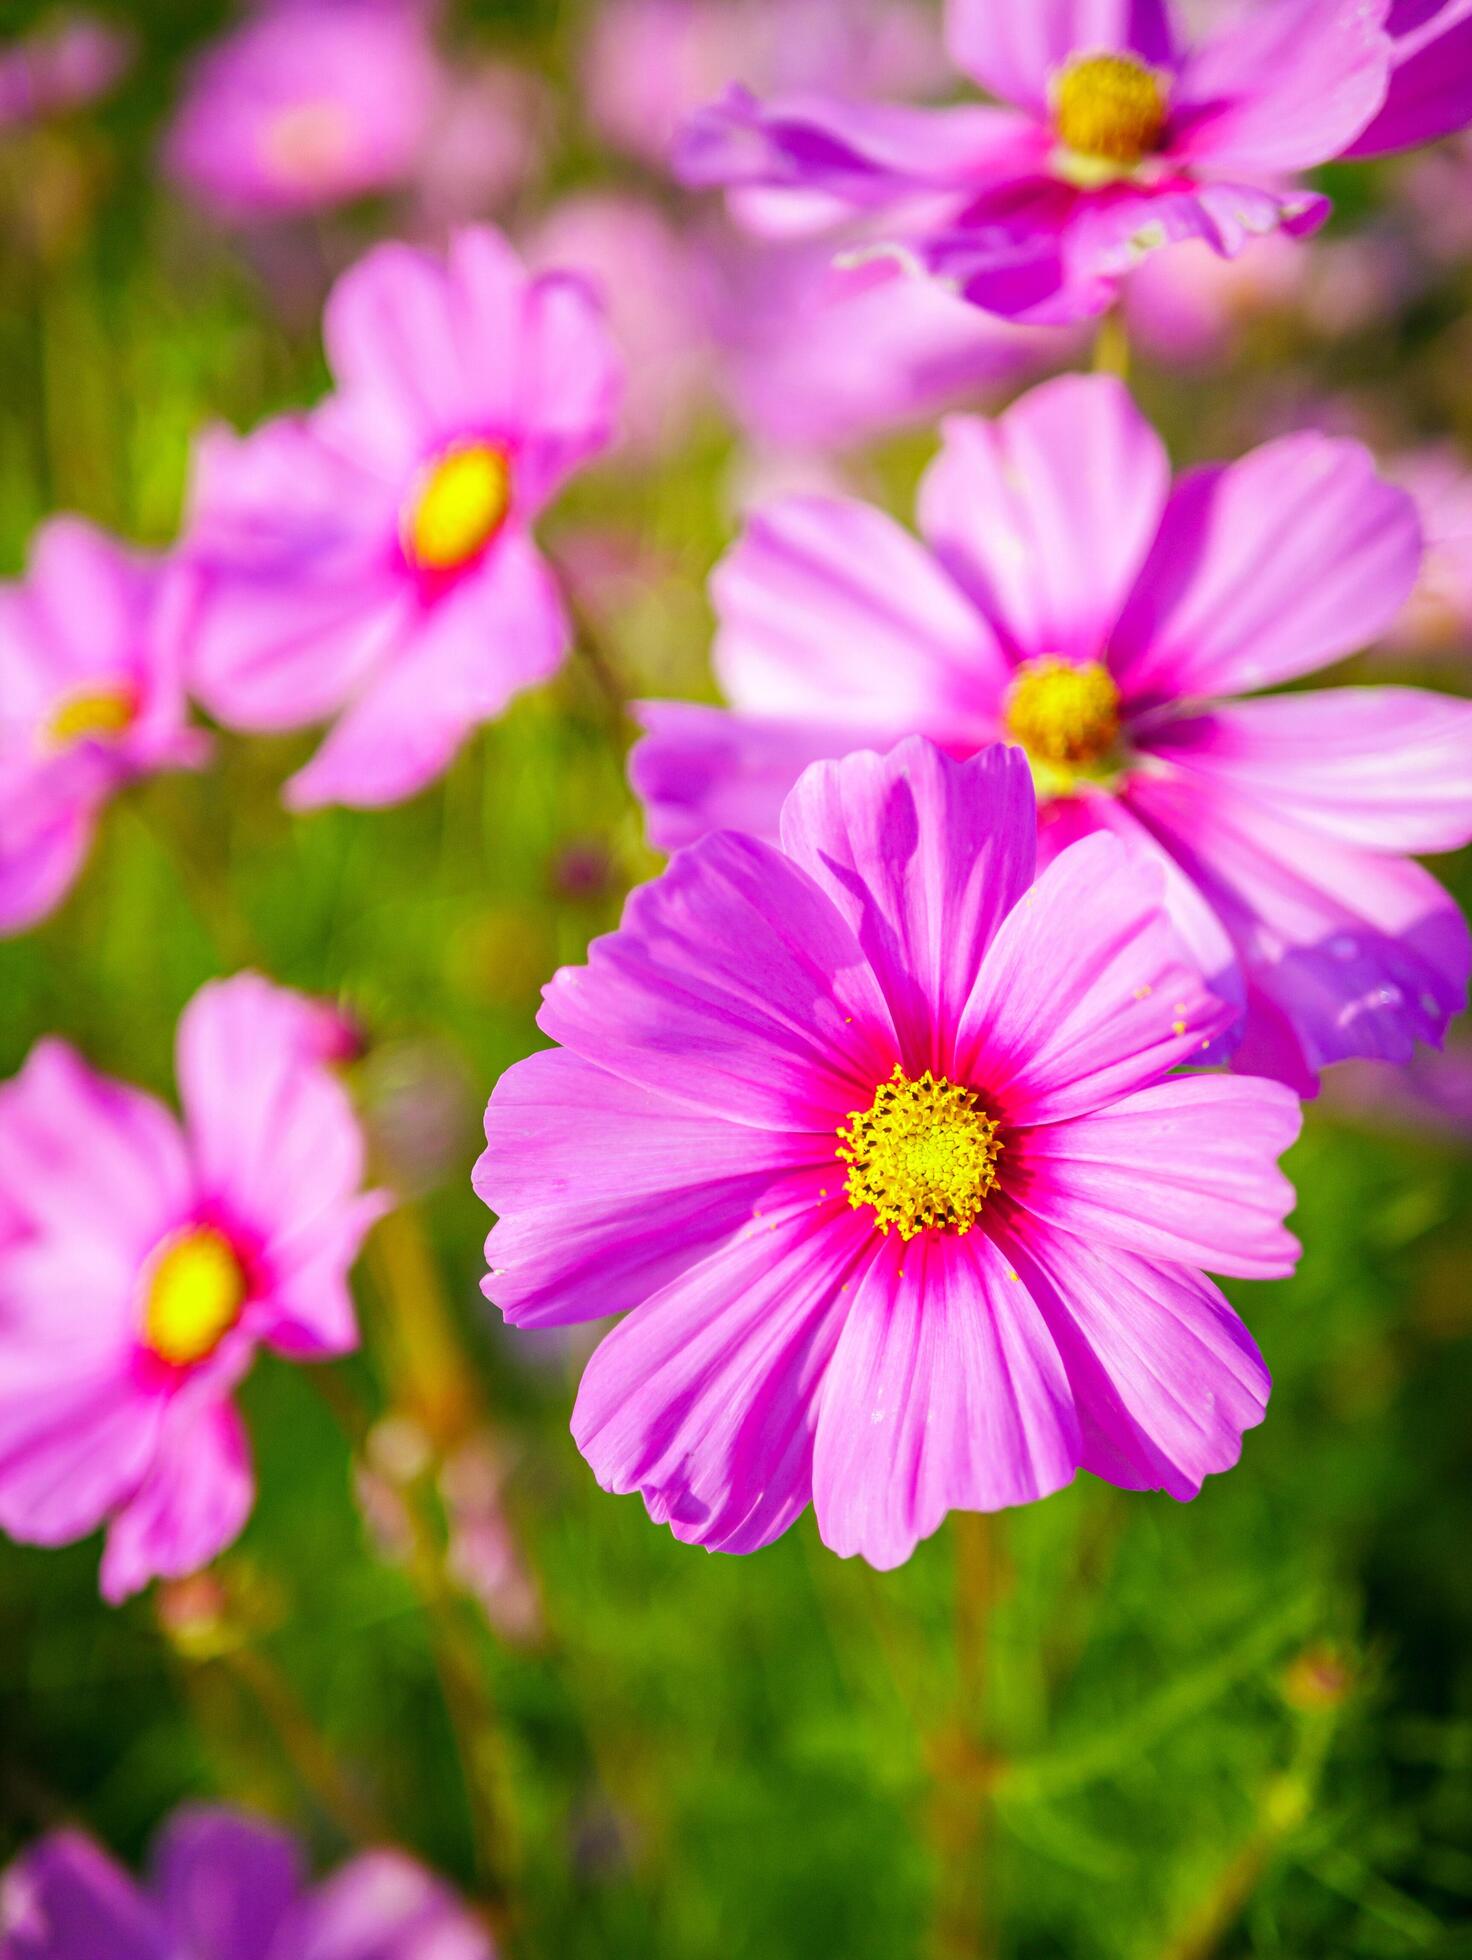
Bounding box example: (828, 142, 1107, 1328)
(100, 1393, 253, 1603)
(284, 1850, 493, 1960)
(0, 805, 94, 937)
(1008, 1076, 1302, 1279)
(176, 976, 375, 1333)
(778, 738, 1037, 1071)
(1346, 0, 1472, 155)
(538, 830, 899, 1134)
(1142, 689, 1472, 854)
(1127, 771, 1470, 1078)
(1172, 0, 1393, 173)
(629, 703, 865, 852)
(811, 1229, 1079, 1569)
(476, 1048, 826, 1329)
(514, 262, 624, 510)
(675, 82, 1041, 201)
(1000, 1220, 1270, 1500)
(956, 833, 1237, 1124)
(917, 377, 1171, 663)
(1110, 434, 1422, 702)
(571, 1185, 863, 1554)
(153, 1809, 303, 1960)
(0, 1039, 190, 1259)
(0, 1832, 165, 1960)
(946, 0, 1178, 109)
(283, 534, 568, 812)
(710, 494, 1008, 730)
(0, 1354, 163, 1549)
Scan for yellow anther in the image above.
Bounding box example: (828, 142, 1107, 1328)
(403, 441, 512, 574)
(45, 682, 135, 749)
(837, 1066, 1003, 1241)
(1054, 52, 1169, 168)
(142, 1226, 247, 1368)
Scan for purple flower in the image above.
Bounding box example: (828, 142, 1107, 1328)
(0, 1805, 494, 1958)
(163, 0, 442, 225)
(0, 518, 207, 938)
(677, 0, 1472, 323)
(631, 376, 1472, 1093)
(178, 225, 621, 810)
(0, 975, 386, 1602)
(475, 739, 1301, 1569)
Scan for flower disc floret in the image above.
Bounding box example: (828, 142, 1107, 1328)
(403, 441, 512, 574)
(142, 1224, 247, 1368)
(45, 681, 136, 750)
(1005, 657, 1122, 775)
(1053, 53, 1169, 167)
(837, 1065, 1002, 1240)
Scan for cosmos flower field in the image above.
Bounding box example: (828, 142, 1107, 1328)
(3, 1, 1472, 1955)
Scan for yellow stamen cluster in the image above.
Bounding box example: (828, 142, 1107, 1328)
(1054, 52, 1169, 167)
(403, 441, 512, 574)
(142, 1226, 247, 1368)
(45, 682, 135, 749)
(1005, 657, 1122, 778)
(837, 1066, 1003, 1241)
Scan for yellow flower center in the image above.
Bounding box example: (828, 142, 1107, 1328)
(1005, 657, 1122, 790)
(1054, 52, 1169, 168)
(263, 100, 356, 188)
(142, 1226, 247, 1368)
(45, 682, 136, 750)
(402, 442, 513, 574)
(837, 1066, 1003, 1241)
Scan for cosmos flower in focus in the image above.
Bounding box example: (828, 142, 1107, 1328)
(677, 0, 1472, 324)
(0, 518, 206, 938)
(632, 376, 1472, 1093)
(0, 10, 132, 130)
(476, 740, 1301, 1570)
(0, 1805, 494, 1958)
(163, 0, 441, 225)
(179, 225, 621, 809)
(0, 974, 385, 1602)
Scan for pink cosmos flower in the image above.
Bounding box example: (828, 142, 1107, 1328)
(475, 739, 1301, 1569)
(0, 11, 132, 130)
(0, 1805, 493, 1958)
(0, 974, 385, 1602)
(631, 377, 1472, 1094)
(179, 225, 620, 809)
(676, 0, 1472, 324)
(0, 517, 206, 938)
(163, 0, 441, 225)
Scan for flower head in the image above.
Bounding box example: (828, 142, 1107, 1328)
(179, 225, 621, 810)
(0, 975, 386, 1601)
(163, 0, 442, 224)
(0, 11, 132, 130)
(632, 375, 1472, 1094)
(0, 1805, 494, 1958)
(476, 739, 1300, 1570)
(0, 518, 206, 937)
(676, 0, 1472, 322)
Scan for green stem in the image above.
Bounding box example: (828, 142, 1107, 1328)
(1092, 308, 1131, 381)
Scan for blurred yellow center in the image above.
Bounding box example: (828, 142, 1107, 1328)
(1005, 658, 1122, 779)
(143, 1226, 247, 1368)
(404, 442, 512, 573)
(837, 1067, 1002, 1241)
(264, 100, 355, 186)
(1054, 53, 1168, 166)
(46, 682, 135, 749)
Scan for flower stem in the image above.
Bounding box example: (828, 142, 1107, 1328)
(1093, 307, 1131, 381)
(929, 1511, 1003, 1960)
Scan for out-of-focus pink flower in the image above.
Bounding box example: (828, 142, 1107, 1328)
(0, 974, 386, 1602)
(0, 1805, 494, 1958)
(413, 58, 552, 230)
(441, 1437, 543, 1643)
(180, 225, 621, 810)
(0, 11, 132, 130)
(1387, 447, 1472, 652)
(527, 194, 715, 457)
(1124, 229, 1306, 363)
(1324, 1038, 1472, 1142)
(583, 0, 946, 169)
(632, 375, 1472, 1092)
(477, 740, 1301, 1569)
(163, 0, 441, 224)
(678, 0, 1472, 324)
(0, 518, 206, 938)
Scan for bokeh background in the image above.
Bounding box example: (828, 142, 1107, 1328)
(3, 2, 1472, 1955)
